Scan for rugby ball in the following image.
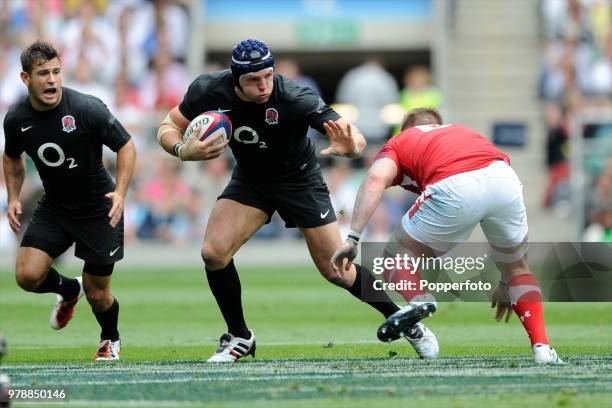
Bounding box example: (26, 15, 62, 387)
(184, 111, 232, 144)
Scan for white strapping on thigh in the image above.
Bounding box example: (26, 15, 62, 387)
(491, 240, 529, 263)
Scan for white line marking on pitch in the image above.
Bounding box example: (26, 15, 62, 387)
(7, 371, 612, 387)
(10, 339, 383, 349)
(67, 400, 208, 407)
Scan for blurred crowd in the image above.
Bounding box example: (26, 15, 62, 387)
(538, 0, 612, 241)
(0, 0, 197, 250)
(0, 0, 433, 250)
(1, 0, 610, 250)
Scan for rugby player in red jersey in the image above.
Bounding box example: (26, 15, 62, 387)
(332, 108, 562, 364)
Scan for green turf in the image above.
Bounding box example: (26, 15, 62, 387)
(1, 266, 611, 407)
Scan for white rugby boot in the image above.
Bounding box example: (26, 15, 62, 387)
(533, 343, 563, 365)
(207, 330, 256, 363)
(94, 339, 121, 361)
(404, 322, 439, 359)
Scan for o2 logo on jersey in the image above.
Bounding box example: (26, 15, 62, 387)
(37, 143, 78, 169)
(61, 115, 76, 133)
(264, 108, 279, 125)
(233, 126, 268, 149)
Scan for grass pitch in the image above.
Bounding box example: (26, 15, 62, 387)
(1, 265, 611, 407)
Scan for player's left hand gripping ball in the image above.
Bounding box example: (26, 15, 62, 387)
(179, 111, 231, 161)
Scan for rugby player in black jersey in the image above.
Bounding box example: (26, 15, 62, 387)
(2, 41, 136, 360)
(156, 39, 435, 362)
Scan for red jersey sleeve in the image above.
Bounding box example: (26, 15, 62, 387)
(374, 141, 403, 186)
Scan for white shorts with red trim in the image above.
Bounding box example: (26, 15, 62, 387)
(401, 160, 528, 253)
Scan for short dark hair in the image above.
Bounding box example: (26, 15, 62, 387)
(401, 108, 443, 130)
(21, 41, 60, 74)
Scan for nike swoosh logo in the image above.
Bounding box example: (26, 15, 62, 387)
(21, 125, 33, 132)
(217, 108, 231, 113)
(320, 209, 330, 218)
(110, 246, 121, 256)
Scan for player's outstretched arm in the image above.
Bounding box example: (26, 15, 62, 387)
(2, 153, 26, 233)
(331, 158, 397, 273)
(156, 106, 228, 161)
(321, 118, 366, 159)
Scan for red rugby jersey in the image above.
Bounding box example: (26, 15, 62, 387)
(375, 124, 510, 194)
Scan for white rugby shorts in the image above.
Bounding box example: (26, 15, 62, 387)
(401, 160, 528, 253)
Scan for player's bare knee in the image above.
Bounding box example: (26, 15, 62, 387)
(326, 273, 350, 289)
(15, 273, 39, 291)
(318, 265, 350, 288)
(85, 287, 103, 304)
(85, 287, 111, 310)
(15, 264, 44, 291)
(201, 243, 231, 270)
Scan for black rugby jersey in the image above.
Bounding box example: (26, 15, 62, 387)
(179, 70, 340, 180)
(3, 87, 131, 217)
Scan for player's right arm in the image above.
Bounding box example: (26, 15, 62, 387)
(157, 106, 228, 161)
(159, 75, 229, 161)
(331, 158, 398, 273)
(349, 158, 398, 235)
(3, 112, 26, 233)
(156, 106, 189, 156)
(2, 153, 26, 233)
